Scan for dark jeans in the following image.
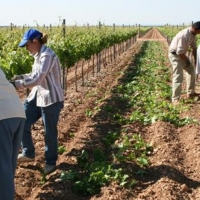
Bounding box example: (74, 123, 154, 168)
(0, 117, 25, 200)
(22, 96, 63, 165)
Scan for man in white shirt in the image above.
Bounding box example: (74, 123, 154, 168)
(168, 21, 200, 105)
(0, 68, 25, 200)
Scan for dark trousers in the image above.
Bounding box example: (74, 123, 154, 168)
(0, 117, 25, 200)
(22, 96, 63, 165)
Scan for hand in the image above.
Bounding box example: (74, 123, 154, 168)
(11, 75, 23, 81)
(185, 59, 191, 67)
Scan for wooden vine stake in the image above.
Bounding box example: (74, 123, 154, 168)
(81, 59, 85, 86)
(75, 62, 78, 92)
(113, 23, 116, 61)
(62, 19, 66, 94)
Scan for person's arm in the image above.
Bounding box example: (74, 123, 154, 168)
(14, 54, 51, 90)
(178, 53, 191, 66)
(176, 35, 191, 65)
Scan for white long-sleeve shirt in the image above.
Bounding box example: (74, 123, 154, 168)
(169, 27, 196, 55)
(15, 45, 64, 107)
(196, 45, 200, 74)
(0, 68, 25, 120)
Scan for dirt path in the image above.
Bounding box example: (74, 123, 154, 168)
(14, 28, 200, 200)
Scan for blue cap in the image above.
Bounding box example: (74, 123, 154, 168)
(18, 29, 42, 47)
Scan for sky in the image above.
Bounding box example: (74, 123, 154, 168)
(1, 0, 199, 27)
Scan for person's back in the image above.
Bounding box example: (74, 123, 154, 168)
(0, 68, 25, 120)
(169, 27, 196, 55)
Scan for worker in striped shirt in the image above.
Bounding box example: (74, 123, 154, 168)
(11, 29, 64, 174)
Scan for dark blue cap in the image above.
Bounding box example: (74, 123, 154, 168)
(18, 29, 42, 47)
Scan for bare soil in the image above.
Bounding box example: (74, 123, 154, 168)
(14, 28, 200, 200)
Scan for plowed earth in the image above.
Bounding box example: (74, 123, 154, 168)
(15, 28, 200, 200)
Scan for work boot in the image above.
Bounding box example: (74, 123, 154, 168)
(44, 164, 56, 174)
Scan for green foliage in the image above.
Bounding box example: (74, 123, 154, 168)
(0, 26, 140, 78)
(58, 145, 67, 154)
(112, 41, 196, 127)
(102, 131, 120, 146)
(72, 162, 131, 195)
(60, 130, 150, 196)
(85, 109, 93, 117)
(60, 170, 78, 182)
(114, 134, 152, 167)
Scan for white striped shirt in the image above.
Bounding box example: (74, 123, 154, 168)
(16, 45, 64, 107)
